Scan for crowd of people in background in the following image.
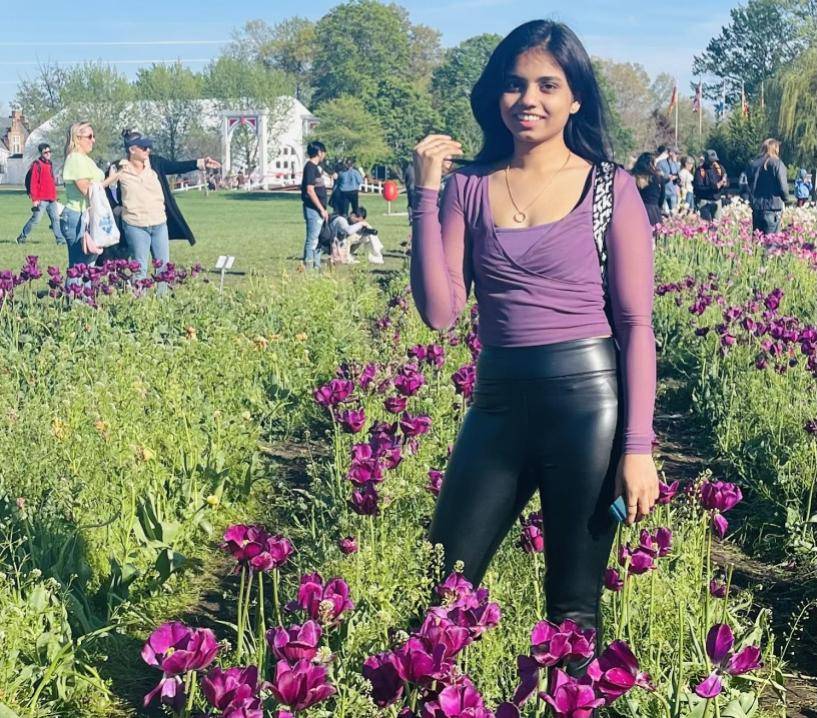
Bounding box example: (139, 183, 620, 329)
(629, 139, 815, 235)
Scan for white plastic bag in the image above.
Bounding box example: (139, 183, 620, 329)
(87, 181, 120, 249)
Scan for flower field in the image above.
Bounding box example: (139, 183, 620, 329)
(0, 189, 814, 717)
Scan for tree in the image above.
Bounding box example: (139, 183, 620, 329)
(591, 63, 635, 162)
(133, 62, 204, 160)
(229, 18, 317, 103)
(312, 96, 389, 169)
(372, 78, 440, 167)
(13, 62, 68, 127)
(593, 58, 660, 154)
(408, 24, 444, 90)
(772, 47, 817, 166)
(310, 0, 413, 106)
(430, 34, 501, 156)
(43, 63, 135, 163)
(707, 109, 769, 178)
(692, 0, 805, 105)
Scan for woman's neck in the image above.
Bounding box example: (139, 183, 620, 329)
(131, 157, 146, 171)
(509, 136, 572, 172)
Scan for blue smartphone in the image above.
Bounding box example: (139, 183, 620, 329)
(609, 496, 627, 523)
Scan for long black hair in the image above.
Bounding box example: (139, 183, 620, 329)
(471, 20, 612, 166)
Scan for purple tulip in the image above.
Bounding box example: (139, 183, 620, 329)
(700, 481, 743, 512)
(349, 481, 380, 515)
(251, 534, 295, 572)
(603, 568, 623, 592)
(542, 668, 605, 718)
(223, 524, 294, 571)
(435, 572, 477, 606)
(529, 619, 596, 667)
(338, 536, 358, 554)
(338, 407, 367, 433)
(296, 572, 354, 626)
(586, 640, 653, 702)
(384, 395, 408, 414)
(709, 579, 727, 598)
(399, 411, 432, 437)
(417, 614, 472, 659)
(270, 659, 336, 711)
(694, 671, 723, 699)
(267, 621, 322, 663)
(313, 379, 355, 408)
(657, 480, 680, 505)
(695, 623, 763, 697)
(712, 513, 729, 539)
(141, 622, 218, 707)
(519, 519, 544, 553)
(391, 636, 450, 685)
(408, 344, 428, 361)
(805, 419, 817, 435)
(420, 679, 494, 717)
(362, 651, 404, 707)
(452, 364, 476, 399)
(427, 469, 444, 496)
(495, 703, 520, 718)
(201, 666, 260, 711)
(394, 364, 426, 397)
(426, 344, 446, 368)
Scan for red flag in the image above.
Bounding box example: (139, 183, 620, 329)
(692, 80, 702, 113)
(741, 82, 749, 117)
(667, 84, 677, 115)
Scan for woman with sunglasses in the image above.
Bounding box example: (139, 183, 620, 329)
(411, 20, 658, 669)
(61, 122, 120, 268)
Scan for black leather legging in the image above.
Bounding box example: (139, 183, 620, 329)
(430, 336, 621, 644)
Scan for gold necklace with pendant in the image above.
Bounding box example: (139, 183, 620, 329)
(504, 150, 573, 224)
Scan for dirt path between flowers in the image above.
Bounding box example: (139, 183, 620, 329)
(656, 373, 817, 718)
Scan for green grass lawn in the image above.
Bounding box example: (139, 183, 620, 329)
(0, 185, 412, 276)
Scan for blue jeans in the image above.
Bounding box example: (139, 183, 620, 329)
(302, 206, 323, 269)
(60, 208, 96, 269)
(123, 221, 170, 294)
(21, 200, 65, 243)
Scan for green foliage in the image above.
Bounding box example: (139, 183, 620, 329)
(773, 47, 817, 165)
(707, 110, 770, 177)
(430, 34, 502, 157)
(132, 62, 204, 161)
(311, 95, 389, 168)
(310, 0, 414, 107)
(692, 0, 806, 105)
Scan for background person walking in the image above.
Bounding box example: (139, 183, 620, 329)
(746, 138, 789, 234)
(16, 143, 65, 246)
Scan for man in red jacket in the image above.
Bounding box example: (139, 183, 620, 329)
(16, 143, 66, 245)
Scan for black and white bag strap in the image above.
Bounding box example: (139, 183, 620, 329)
(591, 161, 616, 292)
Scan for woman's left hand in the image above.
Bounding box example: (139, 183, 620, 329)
(614, 453, 659, 525)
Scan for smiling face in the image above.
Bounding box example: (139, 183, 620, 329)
(76, 125, 95, 155)
(498, 48, 580, 149)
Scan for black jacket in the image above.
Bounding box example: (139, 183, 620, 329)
(747, 156, 789, 211)
(110, 154, 200, 244)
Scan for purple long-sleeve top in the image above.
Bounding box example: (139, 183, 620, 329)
(410, 163, 656, 454)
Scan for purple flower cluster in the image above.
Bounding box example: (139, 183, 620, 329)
(500, 621, 652, 716)
(518, 511, 544, 554)
(291, 572, 354, 627)
(617, 527, 672, 575)
(694, 624, 762, 698)
(362, 572, 501, 715)
(141, 621, 219, 709)
(202, 666, 264, 718)
(408, 342, 446, 369)
(221, 524, 295, 572)
(698, 480, 743, 538)
(451, 364, 477, 401)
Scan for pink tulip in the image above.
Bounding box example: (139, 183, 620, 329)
(542, 668, 605, 718)
(270, 659, 335, 711)
(267, 621, 322, 663)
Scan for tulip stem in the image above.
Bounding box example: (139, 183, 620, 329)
(182, 670, 197, 718)
(272, 567, 283, 627)
(674, 598, 683, 718)
(704, 520, 713, 645)
(236, 565, 247, 660)
(257, 571, 266, 672)
(242, 568, 255, 657)
(532, 551, 542, 620)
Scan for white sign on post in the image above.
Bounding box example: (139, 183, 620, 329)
(215, 255, 236, 292)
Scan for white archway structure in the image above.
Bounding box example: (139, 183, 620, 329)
(221, 110, 269, 189)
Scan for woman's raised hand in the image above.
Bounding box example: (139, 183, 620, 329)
(413, 134, 462, 191)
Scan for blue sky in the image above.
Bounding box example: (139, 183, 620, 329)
(1, 0, 735, 113)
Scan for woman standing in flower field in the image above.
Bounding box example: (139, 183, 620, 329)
(411, 18, 658, 666)
(61, 121, 121, 269)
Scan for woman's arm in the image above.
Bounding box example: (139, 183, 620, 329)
(606, 169, 656, 455)
(409, 174, 471, 330)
